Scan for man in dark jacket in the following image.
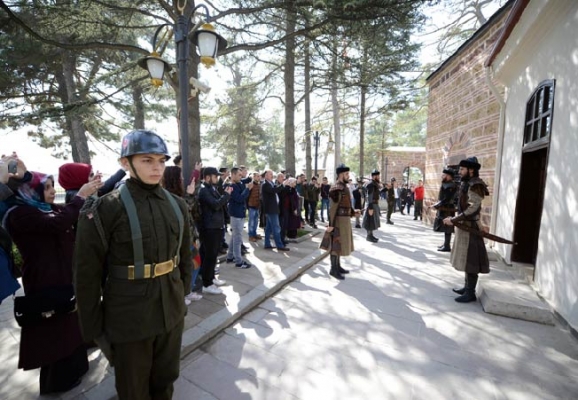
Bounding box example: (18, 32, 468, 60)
(199, 167, 232, 294)
(319, 176, 330, 223)
(386, 177, 396, 225)
(363, 170, 382, 241)
(226, 167, 253, 268)
(304, 176, 320, 228)
(433, 168, 457, 252)
(74, 130, 192, 400)
(261, 170, 289, 251)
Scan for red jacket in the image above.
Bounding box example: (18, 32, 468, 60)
(414, 186, 425, 201)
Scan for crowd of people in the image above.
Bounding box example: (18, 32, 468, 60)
(0, 128, 490, 399)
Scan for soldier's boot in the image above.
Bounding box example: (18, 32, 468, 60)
(452, 272, 468, 295)
(329, 255, 345, 280)
(438, 233, 452, 252)
(370, 233, 379, 242)
(337, 257, 349, 274)
(455, 273, 478, 303)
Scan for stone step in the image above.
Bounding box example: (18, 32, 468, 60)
(477, 279, 555, 325)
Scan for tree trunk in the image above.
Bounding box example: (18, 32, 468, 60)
(359, 85, 367, 177)
(331, 40, 342, 174)
(187, 47, 201, 166)
(61, 51, 90, 163)
(284, 2, 296, 176)
(132, 83, 145, 129)
(304, 40, 312, 178)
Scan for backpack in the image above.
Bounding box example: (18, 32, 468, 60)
(0, 225, 21, 303)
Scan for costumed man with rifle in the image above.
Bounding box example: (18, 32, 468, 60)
(443, 156, 489, 303)
(433, 168, 457, 252)
(326, 164, 360, 280)
(362, 169, 382, 242)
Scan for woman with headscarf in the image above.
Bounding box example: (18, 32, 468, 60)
(58, 162, 126, 203)
(4, 171, 100, 395)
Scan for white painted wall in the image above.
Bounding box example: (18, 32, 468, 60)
(493, 1, 578, 330)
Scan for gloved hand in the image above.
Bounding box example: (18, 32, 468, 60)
(94, 335, 114, 367)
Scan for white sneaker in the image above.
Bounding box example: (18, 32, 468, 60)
(185, 292, 203, 302)
(202, 285, 223, 295)
(213, 278, 226, 286)
(184, 298, 191, 306)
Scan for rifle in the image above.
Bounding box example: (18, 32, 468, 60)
(453, 221, 516, 245)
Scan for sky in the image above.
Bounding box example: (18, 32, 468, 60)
(0, 1, 504, 181)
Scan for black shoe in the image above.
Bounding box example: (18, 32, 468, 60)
(218, 248, 227, 255)
(438, 246, 451, 252)
(330, 269, 345, 280)
(452, 287, 466, 295)
(371, 235, 379, 242)
(455, 291, 477, 303)
(355, 224, 361, 229)
(338, 266, 350, 274)
(387, 220, 394, 225)
(222, 242, 229, 249)
(366, 235, 378, 243)
(413, 217, 417, 220)
(241, 248, 249, 255)
(225, 258, 234, 263)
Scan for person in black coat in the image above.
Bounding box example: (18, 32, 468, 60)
(261, 170, 289, 251)
(433, 168, 457, 251)
(352, 178, 364, 228)
(198, 167, 232, 294)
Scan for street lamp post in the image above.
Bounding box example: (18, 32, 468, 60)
(138, 3, 227, 187)
(312, 130, 334, 177)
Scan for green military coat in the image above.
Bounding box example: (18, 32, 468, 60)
(74, 179, 192, 344)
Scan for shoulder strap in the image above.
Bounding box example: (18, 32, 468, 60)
(119, 184, 145, 277)
(162, 189, 184, 265)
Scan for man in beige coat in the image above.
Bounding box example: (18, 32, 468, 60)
(443, 156, 490, 303)
(326, 164, 360, 280)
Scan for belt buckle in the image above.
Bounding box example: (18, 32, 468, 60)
(153, 260, 174, 278)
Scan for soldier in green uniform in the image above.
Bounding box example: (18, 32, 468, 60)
(74, 130, 192, 400)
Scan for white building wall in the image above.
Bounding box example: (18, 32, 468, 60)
(493, 1, 578, 330)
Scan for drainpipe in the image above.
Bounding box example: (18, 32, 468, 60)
(485, 65, 506, 249)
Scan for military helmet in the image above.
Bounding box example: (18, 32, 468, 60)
(120, 130, 170, 160)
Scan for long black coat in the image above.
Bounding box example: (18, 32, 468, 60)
(433, 180, 457, 233)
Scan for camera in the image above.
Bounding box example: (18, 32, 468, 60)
(8, 160, 18, 174)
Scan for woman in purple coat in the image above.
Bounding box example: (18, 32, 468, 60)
(5, 171, 100, 394)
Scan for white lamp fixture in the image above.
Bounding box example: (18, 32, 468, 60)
(190, 23, 228, 68)
(137, 51, 171, 87)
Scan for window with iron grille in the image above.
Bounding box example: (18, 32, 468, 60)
(523, 80, 555, 149)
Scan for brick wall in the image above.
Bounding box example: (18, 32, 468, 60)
(424, 8, 511, 229)
(381, 148, 425, 183)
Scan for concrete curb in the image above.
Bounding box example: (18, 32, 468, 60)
(180, 247, 328, 359)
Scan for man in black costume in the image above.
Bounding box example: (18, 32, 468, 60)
(433, 168, 457, 252)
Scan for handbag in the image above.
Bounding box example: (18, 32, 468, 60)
(13, 285, 77, 327)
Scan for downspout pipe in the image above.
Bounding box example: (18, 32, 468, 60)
(485, 65, 506, 249)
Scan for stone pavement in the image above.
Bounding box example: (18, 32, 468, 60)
(3, 212, 578, 399)
(173, 213, 578, 400)
(0, 227, 325, 400)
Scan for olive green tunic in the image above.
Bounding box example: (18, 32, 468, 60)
(74, 179, 192, 344)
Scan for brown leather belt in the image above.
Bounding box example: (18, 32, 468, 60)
(109, 257, 177, 280)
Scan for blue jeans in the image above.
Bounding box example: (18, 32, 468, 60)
(264, 213, 284, 248)
(227, 216, 245, 264)
(320, 198, 330, 221)
(248, 207, 259, 237)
